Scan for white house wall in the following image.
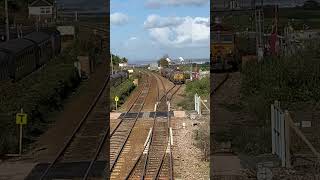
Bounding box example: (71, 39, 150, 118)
(29, 6, 53, 15)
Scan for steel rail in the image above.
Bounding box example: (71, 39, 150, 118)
(123, 72, 161, 180)
(212, 73, 230, 95)
(110, 73, 149, 137)
(83, 126, 110, 179)
(110, 75, 151, 172)
(39, 75, 110, 180)
(125, 72, 180, 180)
(155, 85, 181, 180)
(141, 83, 179, 179)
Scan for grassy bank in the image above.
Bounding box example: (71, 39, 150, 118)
(0, 38, 100, 155)
(233, 41, 320, 155)
(110, 78, 136, 110)
(178, 77, 210, 110)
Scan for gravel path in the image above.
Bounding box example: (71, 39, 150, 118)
(172, 117, 210, 179)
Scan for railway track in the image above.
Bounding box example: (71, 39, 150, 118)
(212, 73, 230, 95)
(125, 72, 180, 180)
(38, 75, 110, 180)
(109, 73, 152, 176)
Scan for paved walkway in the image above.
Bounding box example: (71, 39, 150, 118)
(0, 161, 36, 180)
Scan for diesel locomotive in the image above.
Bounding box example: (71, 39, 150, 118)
(161, 67, 185, 84)
(211, 23, 239, 72)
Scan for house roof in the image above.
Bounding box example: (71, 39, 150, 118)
(30, 0, 53, 7)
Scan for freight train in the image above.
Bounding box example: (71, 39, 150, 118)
(0, 29, 61, 81)
(211, 23, 239, 72)
(161, 67, 185, 84)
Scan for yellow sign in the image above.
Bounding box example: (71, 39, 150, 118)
(115, 96, 119, 102)
(16, 113, 27, 125)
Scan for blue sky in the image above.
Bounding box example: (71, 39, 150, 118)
(110, 0, 210, 63)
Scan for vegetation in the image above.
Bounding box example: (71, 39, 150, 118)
(179, 63, 210, 72)
(157, 54, 169, 68)
(177, 77, 210, 160)
(193, 118, 210, 161)
(0, 44, 81, 155)
(110, 78, 136, 110)
(178, 77, 210, 110)
(234, 40, 320, 155)
(111, 54, 128, 71)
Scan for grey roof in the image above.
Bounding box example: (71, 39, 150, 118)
(0, 39, 35, 54)
(24, 32, 50, 44)
(30, 0, 53, 7)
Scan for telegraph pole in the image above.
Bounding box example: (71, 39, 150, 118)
(5, 0, 10, 41)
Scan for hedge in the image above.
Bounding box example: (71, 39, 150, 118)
(0, 45, 81, 155)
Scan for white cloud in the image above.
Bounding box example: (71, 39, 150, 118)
(129, 37, 138, 40)
(144, 15, 209, 48)
(144, 15, 184, 29)
(146, 0, 209, 8)
(124, 36, 139, 48)
(111, 12, 129, 26)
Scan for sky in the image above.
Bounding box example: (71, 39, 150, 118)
(110, 0, 210, 63)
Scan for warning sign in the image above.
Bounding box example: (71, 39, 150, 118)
(16, 113, 27, 125)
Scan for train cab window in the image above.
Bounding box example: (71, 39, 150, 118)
(221, 35, 233, 43)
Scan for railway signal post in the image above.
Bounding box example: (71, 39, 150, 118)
(16, 108, 27, 155)
(115, 96, 119, 110)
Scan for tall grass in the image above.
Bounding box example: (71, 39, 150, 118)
(236, 40, 320, 155)
(242, 41, 320, 106)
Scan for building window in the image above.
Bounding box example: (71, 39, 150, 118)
(40, 7, 51, 14)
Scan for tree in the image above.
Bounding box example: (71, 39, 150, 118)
(302, 0, 320, 9)
(157, 54, 170, 67)
(111, 54, 128, 66)
(122, 57, 128, 63)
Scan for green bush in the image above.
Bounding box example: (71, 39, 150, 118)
(236, 40, 320, 155)
(241, 42, 320, 105)
(177, 77, 210, 110)
(110, 79, 136, 110)
(185, 77, 210, 98)
(0, 44, 81, 155)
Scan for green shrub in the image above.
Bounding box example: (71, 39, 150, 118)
(236, 40, 320, 155)
(185, 77, 210, 98)
(0, 44, 81, 155)
(110, 79, 136, 110)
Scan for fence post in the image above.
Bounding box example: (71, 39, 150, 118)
(280, 111, 285, 167)
(199, 95, 201, 115)
(271, 103, 275, 154)
(194, 94, 197, 112)
(284, 110, 291, 168)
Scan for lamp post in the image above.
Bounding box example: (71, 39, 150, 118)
(111, 53, 114, 74)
